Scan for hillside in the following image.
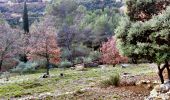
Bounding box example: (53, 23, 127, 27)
(1, 0, 169, 100)
(0, 2, 46, 27)
(0, 0, 124, 27)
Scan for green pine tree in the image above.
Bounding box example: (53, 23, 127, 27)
(23, 1, 29, 34)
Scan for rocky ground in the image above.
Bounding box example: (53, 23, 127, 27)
(0, 64, 162, 100)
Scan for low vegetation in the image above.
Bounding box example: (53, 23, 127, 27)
(0, 64, 155, 99)
(100, 73, 120, 87)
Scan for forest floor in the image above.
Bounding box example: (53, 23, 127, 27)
(0, 64, 160, 100)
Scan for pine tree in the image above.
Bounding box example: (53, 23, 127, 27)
(23, 1, 29, 34)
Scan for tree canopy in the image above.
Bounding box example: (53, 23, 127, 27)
(116, 0, 170, 83)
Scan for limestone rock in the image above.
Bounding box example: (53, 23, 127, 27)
(136, 80, 151, 86)
(70, 67, 75, 70)
(99, 65, 107, 69)
(75, 64, 85, 71)
(146, 81, 170, 100)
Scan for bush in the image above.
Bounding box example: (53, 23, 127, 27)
(59, 60, 73, 68)
(89, 51, 101, 61)
(72, 45, 91, 58)
(1, 71, 10, 81)
(73, 57, 84, 64)
(84, 62, 98, 67)
(11, 62, 38, 74)
(61, 45, 91, 61)
(100, 73, 120, 87)
(83, 57, 92, 64)
(82, 56, 100, 67)
(61, 49, 72, 61)
(34, 60, 58, 69)
(1, 59, 19, 72)
(100, 37, 128, 65)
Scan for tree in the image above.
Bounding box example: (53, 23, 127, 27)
(29, 17, 61, 75)
(48, 0, 83, 62)
(80, 8, 121, 50)
(47, 0, 121, 62)
(100, 37, 128, 66)
(0, 23, 20, 71)
(23, 1, 29, 34)
(20, 1, 29, 63)
(126, 0, 170, 21)
(116, 0, 170, 84)
(80, 0, 123, 10)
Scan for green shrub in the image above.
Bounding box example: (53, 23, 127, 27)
(100, 73, 120, 87)
(71, 44, 91, 59)
(73, 57, 84, 64)
(2, 71, 10, 81)
(11, 62, 38, 74)
(59, 60, 73, 68)
(89, 51, 101, 61)
(83, 57, 92, 64)
(61, 49, 72, 61)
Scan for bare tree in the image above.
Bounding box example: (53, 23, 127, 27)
(0, 24, 20, 71)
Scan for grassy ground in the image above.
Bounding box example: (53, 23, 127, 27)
(0, 64, 156, 99)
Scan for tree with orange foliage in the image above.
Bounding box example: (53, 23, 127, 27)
(29, 17, 61, 75)
(100, 37, 128, 66)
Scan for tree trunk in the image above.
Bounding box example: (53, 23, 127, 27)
(132, 58, 137, 64)
(45, 51, 50, 75)
(157, 64, 166, 84)
(46, 58, 50, 75)
(113, 64, 116, 67)
(0, 60, 3, 72)
(158, 69, 164, 84)
(165, 60, 170, 80)
(67, 46, 73, 63)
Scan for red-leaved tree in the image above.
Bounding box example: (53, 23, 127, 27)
(29, 17, 61, 75)
(100, 37, 128, 66)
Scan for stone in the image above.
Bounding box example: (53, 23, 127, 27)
(75, 64, 85, 71)
(159, 81, 170, 93)
(160, 94, 170, 100)
(150, 89, 158, 97)
(153, 80, 160, 84)
(136, 80, 151, 86)
(70, 67, 75, 70)
(155, 85, 161, 92)
(59, 73, 64, 77)
(84, 62, 98, 68)
(121, 64, 130, 68)
(166, 91, 170, 96)
(146, 82, 170, 100)
(39, 92, 53, 99)
(41, 73, 50, 78)
(123, 72, 131, 75)
(146, 84, 153, 90)
(120, 75, 137, 86)
(89, 82, 95, 87)
(99, 65, 107, 69)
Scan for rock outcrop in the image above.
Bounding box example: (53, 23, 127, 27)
(146, 81, 170, 100)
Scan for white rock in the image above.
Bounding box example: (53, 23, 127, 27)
(75, 64, 85, 71)
(150, 89, 158, 97)
(146, 82, 170, 100)
(99, 65, 107, 69)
